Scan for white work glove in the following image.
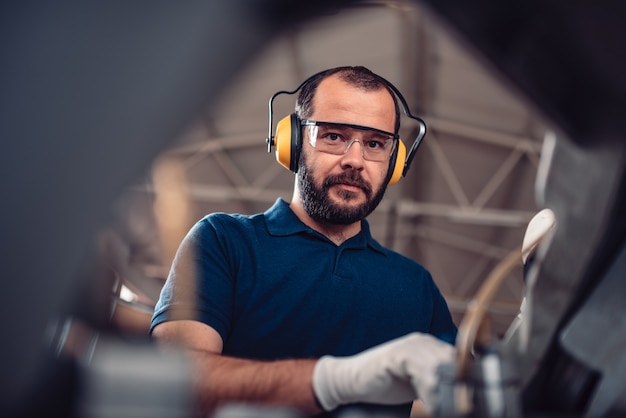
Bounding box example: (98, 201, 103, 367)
(312, 332, 455, 414)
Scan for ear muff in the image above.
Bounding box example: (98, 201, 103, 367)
(274, 113, 301, 173)
(387, 139, 406, 186)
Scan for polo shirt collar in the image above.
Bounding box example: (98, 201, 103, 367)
(264, 198, 386, 254)
(264, 198, 308, 236)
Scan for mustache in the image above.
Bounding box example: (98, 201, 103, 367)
(323, 172, 372, 196)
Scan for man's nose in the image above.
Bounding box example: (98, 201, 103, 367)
(341, 139, 365, 167)
(344, 138, 365, 156)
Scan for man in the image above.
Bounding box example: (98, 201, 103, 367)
(150, 66, 457, 417)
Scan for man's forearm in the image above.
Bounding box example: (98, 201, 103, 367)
(187, 350, 321, 416)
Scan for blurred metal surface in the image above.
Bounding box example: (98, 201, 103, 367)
(77, 338, 191, 418)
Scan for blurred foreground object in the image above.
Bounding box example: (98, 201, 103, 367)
(424, 0, 626, 416)
(0, 1, 351, 416)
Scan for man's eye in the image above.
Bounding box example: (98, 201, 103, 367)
(365, 140, 385, 149)
(325, 133, 343, 142)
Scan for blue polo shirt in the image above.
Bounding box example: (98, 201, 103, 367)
(151, 198, 457, 415)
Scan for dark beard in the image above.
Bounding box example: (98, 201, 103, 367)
(297, 153, 387, 225)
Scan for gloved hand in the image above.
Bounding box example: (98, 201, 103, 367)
(312, 332, 455, 414)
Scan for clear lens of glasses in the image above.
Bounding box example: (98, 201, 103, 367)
(303, 120, 397, 162)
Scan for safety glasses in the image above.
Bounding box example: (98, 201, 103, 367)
(301, 120, 398, 162)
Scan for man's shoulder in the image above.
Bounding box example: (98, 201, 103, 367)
(190, 199, 303, 241)
(198, 198, 287, 226)
(198, 210, 265, 232)
(202, 210, 262, 222)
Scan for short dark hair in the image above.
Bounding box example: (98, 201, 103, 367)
(295, 66, 401, 134)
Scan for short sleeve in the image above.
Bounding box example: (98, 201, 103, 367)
(150, 216, 235, 341)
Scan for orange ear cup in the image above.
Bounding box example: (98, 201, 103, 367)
(387, 140, 406, 186)
(274, 114, 295, 172)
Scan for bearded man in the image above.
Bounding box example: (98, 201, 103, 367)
(151, 66, 457, 418)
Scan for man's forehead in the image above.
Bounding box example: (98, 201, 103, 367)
(314, 74, 393, 99)
(311, 75, 396, 131)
